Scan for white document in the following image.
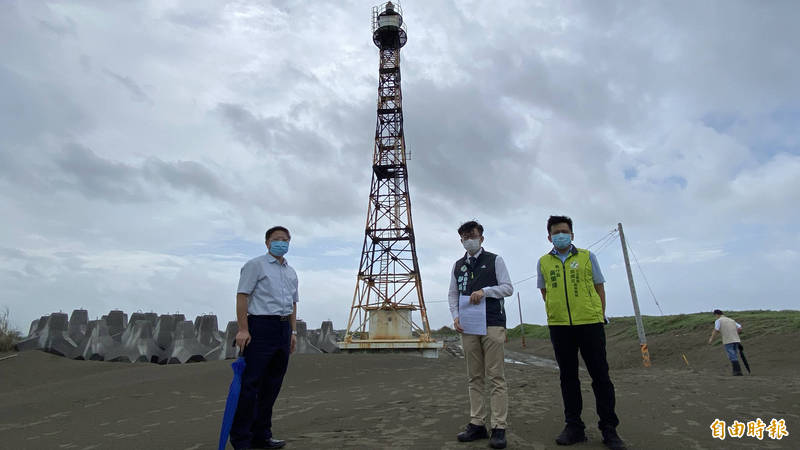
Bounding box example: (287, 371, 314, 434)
(458, 294, 487, 336)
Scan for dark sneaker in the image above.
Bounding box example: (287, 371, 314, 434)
(555, 426, 587, 445)
(251, 438, 286, 449)
(601, 429, 627, 450)
(489, 428, 507, 449)
(457, 423, 489, 442)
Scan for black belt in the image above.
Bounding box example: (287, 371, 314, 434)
(249, 314, 291, 321)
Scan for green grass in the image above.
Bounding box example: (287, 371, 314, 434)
(507, 323, 550, 339)
(431, 325, 460, 337)
(606, 310, 800, 338)
(432, 324, 552, 339)
(503, 310, 800, 341)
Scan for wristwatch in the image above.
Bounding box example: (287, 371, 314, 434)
(291, 330, 297, 335)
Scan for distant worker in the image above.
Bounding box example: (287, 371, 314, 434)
(537, 215, 626, 450)
(449, 220, 513, 449)
(708, 309, 744, 376)
(230, 226, 299, 450)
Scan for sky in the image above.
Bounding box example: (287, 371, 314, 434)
(2, 0, 799, 335)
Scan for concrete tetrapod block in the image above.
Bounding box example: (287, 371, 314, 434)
(194, 315, 223, 348)
(204, 320, 238, 361)
(161, 321, 209, 364)
(129, 312, 159, 335)
(223, 321, 239, 359)
(75, 320, 117, 361)
(294, 320, 321, 354)
(29, 315, 49, 337)
(105, 320, 163, 363)
(27, 319, 40, 338)
(105, 310, 127, 342)
(17, 315, 50, 351)
(154, 314, 178, 350)
(143, 312, 158, 328)
(129, 312, 148, 327)
(314, 320, 340, 354)
(15, 312, 78, 357)
(68, 309, 89, 344)
(17, 315, 51, 349)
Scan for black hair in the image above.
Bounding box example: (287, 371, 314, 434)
(713, 309, 723, 315)
(265, 226, 291, 241)
(547, 215, 573, 234)
(457, 220, 483, 236)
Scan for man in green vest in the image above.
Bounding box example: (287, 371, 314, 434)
(537, 216, 626, 450)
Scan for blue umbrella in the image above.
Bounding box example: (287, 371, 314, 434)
(218, 350, 246, 450)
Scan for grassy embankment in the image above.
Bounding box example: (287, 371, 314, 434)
(503, 310, 800, 341)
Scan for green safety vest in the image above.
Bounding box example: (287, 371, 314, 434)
(539, 247, 604, 326)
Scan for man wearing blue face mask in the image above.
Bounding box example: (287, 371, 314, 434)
(230, 226, 298, 450)
(537, 216, 626, 450)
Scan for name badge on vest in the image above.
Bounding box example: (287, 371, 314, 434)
(457, 264, 470, 292)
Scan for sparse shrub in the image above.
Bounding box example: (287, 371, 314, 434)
(0, 307, 22, 352)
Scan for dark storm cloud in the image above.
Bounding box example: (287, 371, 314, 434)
(103, 69, 151, 104)
(0, 65, 90, 145)
(51, 144, 233, 203)
(37, 16, 77, 38)
(163, 9, 221, 30)
(142, 159, 234, 200)
(401, 79, 540, 220)
(215, 101, 369, 220)
(55, 144, 144, 201)
(215, 103, 280, 151)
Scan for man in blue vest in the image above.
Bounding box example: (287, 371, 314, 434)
(449, 221, 513, 449)
(537, 216, 626, 450)
(230, 226, 298, 450)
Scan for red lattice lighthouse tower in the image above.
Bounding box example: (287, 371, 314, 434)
(339, 2, 441, 357)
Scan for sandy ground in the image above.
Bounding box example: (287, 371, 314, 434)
(1, 329, 798, 450)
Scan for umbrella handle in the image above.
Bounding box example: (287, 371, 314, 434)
(232, 340, 245, 357)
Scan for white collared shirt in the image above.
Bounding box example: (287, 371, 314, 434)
(237, 253, 299, 315)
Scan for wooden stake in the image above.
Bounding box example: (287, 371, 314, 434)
(517, 292, 526, 348)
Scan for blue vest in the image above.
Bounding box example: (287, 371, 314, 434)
(453, 251, 506, 327)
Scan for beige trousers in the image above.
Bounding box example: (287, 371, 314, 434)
(461, 326, 508, 429)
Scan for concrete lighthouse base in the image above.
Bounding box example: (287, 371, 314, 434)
(338, 308, 443, 358)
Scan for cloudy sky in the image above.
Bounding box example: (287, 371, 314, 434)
(2, 0, 799, 335)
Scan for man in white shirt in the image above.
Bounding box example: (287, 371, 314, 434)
(708, 309, 743, 376)
(230, 226, 299, 450)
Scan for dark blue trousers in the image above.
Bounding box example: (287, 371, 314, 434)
(230, 316, 291, 449)
(549, 323, 620, 431)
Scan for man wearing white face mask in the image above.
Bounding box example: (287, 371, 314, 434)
(448, 221, 513, 449)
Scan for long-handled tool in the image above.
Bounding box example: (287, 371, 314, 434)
(738, 343, 751, 374)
